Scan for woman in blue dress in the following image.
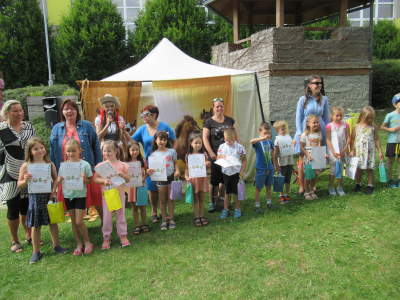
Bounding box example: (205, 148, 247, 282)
(294, 75, 330, 196)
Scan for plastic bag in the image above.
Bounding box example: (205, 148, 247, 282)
(185, 183, 193, 204)
(104, 188, 122, 211)
(379, 160, 387, 183)
(273, 172, 285, 192)
(237, 179, 246, 200)
(47, 200, 65, 224)
(136, 186, 148, 206)
(170, 179, 182, 200)
(335, 160, 342, 178)
(305, 163, 316, 180)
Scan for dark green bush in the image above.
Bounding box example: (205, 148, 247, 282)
(372, 59, 400, 108)
(31, 115, 52, 153)
(373, 19, 400, 60)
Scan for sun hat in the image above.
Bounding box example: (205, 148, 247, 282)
(98, 94, 121, 109)
(392, 94, 400, 105)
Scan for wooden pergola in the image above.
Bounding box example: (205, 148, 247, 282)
(205, 0, 371, 42)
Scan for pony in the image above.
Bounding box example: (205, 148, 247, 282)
(175, 115, 200, 162)
(200, 108, 213, 126)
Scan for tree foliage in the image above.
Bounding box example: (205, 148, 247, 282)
(373, 19, 400, 60)
(0, 0, 48, 89)
(54, 0, 129, 86)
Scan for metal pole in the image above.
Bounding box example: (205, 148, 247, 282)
(254, 73, 265, 122)
(42, 0, 53, 86)
(369, 0, 374, 106)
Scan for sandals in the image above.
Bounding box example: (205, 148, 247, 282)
(150, 215, 158, 223)
(169, 219, 176, 229)
(73, 247, 84, 256)
(194, 218, 202, 226)
(120, 236, 131, 247)
(200, 217, 209, 226)
(304, 193, 313, 201)
(296, 190, 305, 196)
(84, 243, 93, 254)
(101, 239, 111, 250)
(160, 220, 168, 231)
(142, 224, 150, 233)
(11, 241, 23, 253)
(310, 192, 318, 199)
(133, 226, 141, 235)
(25, 238, 44, 246)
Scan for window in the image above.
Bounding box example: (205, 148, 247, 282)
(347, 0, 394, 26)
(114, 0, 145, 38)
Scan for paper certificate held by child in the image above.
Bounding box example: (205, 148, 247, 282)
(27, 163, 52, 193)
(275, 135, 296, 157)
(188, 154, 207, 178)
(311, 146, 327, 169)
(94, 161, 126, 189)
(60, 162, 83, 190)
(215, 156, 242, 169)
(148, 156, 167, 181)
(126, 161, 142, 188)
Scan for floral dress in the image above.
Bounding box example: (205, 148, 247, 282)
(355, 124, 376, 170)
(327, 121, 348, 165)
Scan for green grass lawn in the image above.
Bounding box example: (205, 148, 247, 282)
(1, 109, 399, 299)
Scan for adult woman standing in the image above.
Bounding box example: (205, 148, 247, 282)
(131, 105, 177, 223)
(0, 100, 36, 253)
(295, 75, 330, 196)
(203, 98, 239, 212)
(50, 99, 103, 221)
(95, 94, 129, 146)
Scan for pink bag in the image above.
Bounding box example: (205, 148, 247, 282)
(170, 179, 182, 200)
(237, 179, 246, 200)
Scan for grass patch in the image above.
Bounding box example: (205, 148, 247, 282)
(1, 109, 399, 299)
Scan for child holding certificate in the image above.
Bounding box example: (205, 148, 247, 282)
(146, 130, 180, 231)
(18, 137, 67, 264)
(94, 140, 131, 249)
(57, 139, 93, 255)
(184, 131, 211, 226)
(125, 140, 149, 235)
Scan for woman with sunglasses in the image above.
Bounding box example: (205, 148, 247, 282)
(130, 105, 177, 223)
(294, 75, 330, 196)
(203, 98, 239, 213)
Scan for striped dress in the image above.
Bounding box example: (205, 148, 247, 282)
(0, 122, 36, 203)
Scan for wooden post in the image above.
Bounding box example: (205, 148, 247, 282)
(248, 5, 253, 35)
(339, 0, 348, 27)
(276, 0, 284, 27)
(233, 0, 240, 42)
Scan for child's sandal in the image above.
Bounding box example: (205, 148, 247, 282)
(160, 220, 168, 231)
(141, 224, 150, 233)
(200, 217, 209, 226)
(133, 226, 141, 235)
(194, 218, 202, 226)
(310, 192, 318, 199)
(304, 193, 313, 201)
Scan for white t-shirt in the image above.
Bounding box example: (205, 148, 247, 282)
(217, 141, 246, 176)
(95, 115, 124, 145)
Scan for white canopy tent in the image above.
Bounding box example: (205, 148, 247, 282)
(101, 38, 263, 180)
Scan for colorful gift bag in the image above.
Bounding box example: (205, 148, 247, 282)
(104, 188, 122, 211)
(237, 179, 246, 200)
(47, 200, 65, 224)
(136, 186, 148, 206)
(273, 172, 285, 192)
(335, 160, 342, 178)
(305, 163, 316, 180)
(170, 179, 182, 200)
(185, 183, 194, 204)
(379, 160, 387, 183)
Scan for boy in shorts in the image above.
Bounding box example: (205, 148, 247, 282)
(380, 93, 400, 188)
(250, 122, 276, 213)
(273, 121, 296, 204)
(217, 128, 247, 219)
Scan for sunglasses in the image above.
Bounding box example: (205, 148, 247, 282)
(140, 112, 153, 118)
(213, 98, 224, 102)
(310, 82, 322, 86)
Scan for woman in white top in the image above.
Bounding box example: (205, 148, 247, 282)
(95, 94, 129, 146)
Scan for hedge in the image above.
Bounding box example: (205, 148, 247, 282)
(372, 59, 400, 108)
(31, 115, 52, 153)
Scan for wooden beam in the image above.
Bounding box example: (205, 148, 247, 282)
(234, 37, 252, 44)
(303, 27, 338, 31)
(276, 0, 284, 27)
(340, 0, 348, 27)
(233, 0, 240, 42)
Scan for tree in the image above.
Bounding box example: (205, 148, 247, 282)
(54, 0, 129, 86)
(0, 0, 48, 89)
(373, 19, 400, 60)
(128, 0, 214, 64)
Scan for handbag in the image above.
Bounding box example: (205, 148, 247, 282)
(305, 163, 316, 180)
(379, 160, 387, 182)
(47, 200, 65, 224)
(104, 188, 122, 211)
(136, 186, 148, 206)
(170, 178, 182, 200)
(185, 182, 194, 204)
(335, 160, 342, 179)
(237, 179, 246, 200)
(273, 172, 285, 192)
(214, 196, 225, 211)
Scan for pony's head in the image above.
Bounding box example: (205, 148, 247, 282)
(175, 115, 199, 138)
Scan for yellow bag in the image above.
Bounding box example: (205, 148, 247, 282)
(47, 201, 65, 224)
(104, 188, 122, 211)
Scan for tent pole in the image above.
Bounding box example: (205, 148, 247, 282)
(254, 73, 265, 122)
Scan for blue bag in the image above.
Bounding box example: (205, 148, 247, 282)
(273, 172, 285, 192)
(335, 160, 342, 178)
(305, 163, 316, 180)
(185, 183, 194, 204)
(136, 186, 148, 206)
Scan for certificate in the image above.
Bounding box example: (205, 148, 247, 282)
(311, 146, 327, 169)
(345, 156, 360, 180)
(396, 120, 400, 143)
(60, 162, 83, 190)
(148, 156, 167, 181)
(188, 154, 207, 178)
(94, 162, 126, 189)
(126, 162, 142, 188)
(276, 135, 296, 157)
(27, 163, 52, 193)
(215, 156, 242, 168)
(327, 131, 340, 156)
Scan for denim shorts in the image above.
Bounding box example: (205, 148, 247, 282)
(255, 168, 274, 189)
(156, 173, 174, 187)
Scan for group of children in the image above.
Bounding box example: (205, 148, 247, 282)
(17, 97, 400, 264)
